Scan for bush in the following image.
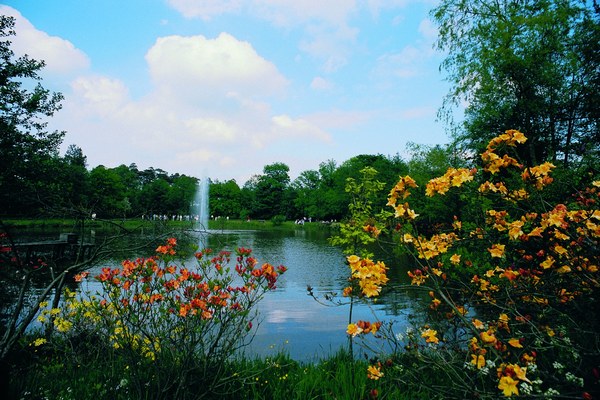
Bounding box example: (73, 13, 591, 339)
(348, 130, 600, 398)
(32, 239, 287, 399)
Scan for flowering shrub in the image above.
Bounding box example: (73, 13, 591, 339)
(37, 238, 286, 398)
(353, 130, 600, 398)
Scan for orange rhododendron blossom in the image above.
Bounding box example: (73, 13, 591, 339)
(472, 319, 485, 330)
(498, 376, 519, 397)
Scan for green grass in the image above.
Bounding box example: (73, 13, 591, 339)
(7, 337, 421, 400)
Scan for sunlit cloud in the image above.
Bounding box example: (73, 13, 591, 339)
(145, 32, 288, 101)
(0, 6, 90, 75)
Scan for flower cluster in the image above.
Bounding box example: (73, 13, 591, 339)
(387, 176, 419, 219)
(346, 320, 382, 337)
(345, 255, 389, 298)
(425, 167, 476, 196)
(372, 130, 600, 397)
(36, 239, 286, 369)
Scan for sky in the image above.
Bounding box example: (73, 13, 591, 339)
(1, 0, 454, 184)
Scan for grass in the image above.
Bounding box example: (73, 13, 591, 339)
(1, 217, 337, 234)
(6, 335, 423, 400)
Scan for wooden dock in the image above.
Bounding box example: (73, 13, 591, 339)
(12, 234, 95, 264)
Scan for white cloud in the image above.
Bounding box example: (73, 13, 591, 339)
(70, 76, 129, 116)
(183, 117, 238, 143)
(271, 114, 332, 142)
(310, 76, 333, 90)
(418, 18, 438, 42)
(167, 0, 243, 20)
(0, 6, 90, 75)
(145, 33, 288, 100)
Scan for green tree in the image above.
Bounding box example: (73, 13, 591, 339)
(0, 15, 65, 216)
(88, 166, 126, 217)
(292, 169, 321, 219)
(167, 174, 197, 215)
(254, 162, 291, 219)
(209, 179, 241, 218)
(433, 0, 600, 168)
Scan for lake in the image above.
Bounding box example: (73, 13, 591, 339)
(172, 228, 420, 361)
(20, 227, 424, 361)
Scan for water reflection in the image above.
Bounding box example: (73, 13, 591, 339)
(197, 229, 417, 361)
(74, 228, 420, 361)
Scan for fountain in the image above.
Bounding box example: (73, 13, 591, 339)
(192, 176, 210, 249)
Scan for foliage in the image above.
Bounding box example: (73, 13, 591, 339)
(0, 15, 65, 216)
(33, 239, 286, 399)
(433, 0, 600, 168)
(351, 130, 600, 398)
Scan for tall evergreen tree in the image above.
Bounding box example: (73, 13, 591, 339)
(0, 15, 65, 215)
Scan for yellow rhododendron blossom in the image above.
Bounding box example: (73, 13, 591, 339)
(480, 330, 497, 345)
(31, 338, 47, 347)
(498, 376, 519, 397)
(472, 319, 485, 330)
(508, 338, 523, 348)
(488, 244, 505, 258)
(367, 364, 384, 380)
(471, 354, 485, 369)
(450, 253, 461, 265)
(347, 324, 363, 337)
(557, 265, 571, 274)
(421, 328, 439, 344)
(540, 256, 555, 269)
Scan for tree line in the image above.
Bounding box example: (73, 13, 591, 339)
(1, 0, 598, 224)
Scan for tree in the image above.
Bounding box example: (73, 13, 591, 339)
(0, 15, 65, 216)
(433, 0, 600, 168)
(88, 166, 127, 217)
(209, 179, 241, 218)
(292, 169, 321, 219)
(254, 162, 290, 219)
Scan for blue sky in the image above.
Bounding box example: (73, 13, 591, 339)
(2, 0, 454, 183)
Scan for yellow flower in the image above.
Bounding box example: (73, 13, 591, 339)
(346, 324, 362, 337)
(450, 254, 461, 265)
(480, 330, 497, 346)
(54, 317, 73, 333)
(31, 338, 47, 347)
(347, 255, 360, 265)
(367, 364, 384, 380)
(472, 319, 485, 330)
(421, 328, 439, 344)
(498, 376, 519, 397)
(471, 354, 485, 369)
(508, 338, 523, 348)
(540, 256, 555, 269)
(488, 244, 505, 258)
(402, 233, 414, 243)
